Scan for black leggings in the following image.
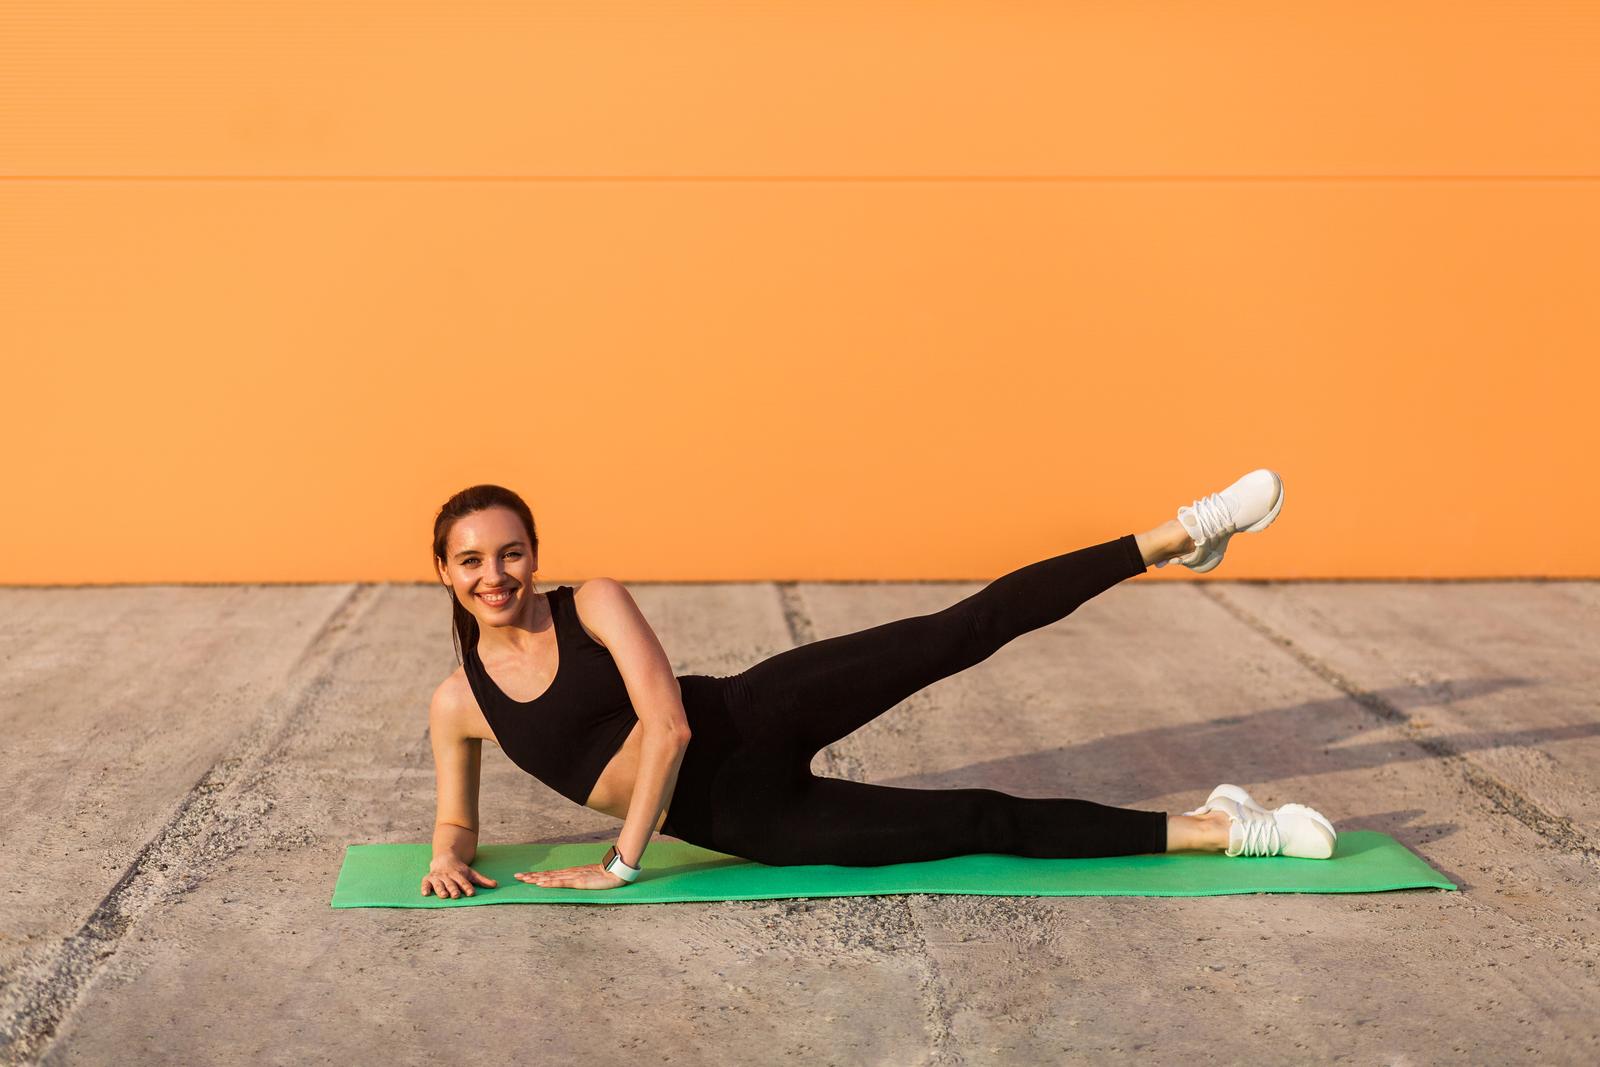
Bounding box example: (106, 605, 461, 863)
(662, 534, 1169, 866)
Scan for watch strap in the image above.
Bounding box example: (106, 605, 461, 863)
(602, 844, 641, 883)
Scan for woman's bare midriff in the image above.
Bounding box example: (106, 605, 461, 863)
(585, 720, 670, 830)
(450, 675, 671, 833)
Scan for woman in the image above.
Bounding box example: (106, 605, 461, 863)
(421, 470, 1336, 898)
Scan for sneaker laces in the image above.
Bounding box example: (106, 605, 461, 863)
(1185, 492, 1235, 548)
(1231, 813, 1282, 857)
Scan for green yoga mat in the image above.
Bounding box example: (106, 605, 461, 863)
(330, 830, 1455, 908)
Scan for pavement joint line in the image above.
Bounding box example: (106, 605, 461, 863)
(774, 581, 868, 785)
(1196, 582, 1600, 871)
(772, 581, 958, 1064)
(0, 584, 377, 1066)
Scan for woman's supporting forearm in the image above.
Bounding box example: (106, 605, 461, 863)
(616, 725, 690, 868)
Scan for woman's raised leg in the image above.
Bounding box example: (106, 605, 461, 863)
(729, 534, 1149, 761)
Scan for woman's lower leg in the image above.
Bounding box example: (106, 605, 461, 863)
(729, 777, 1173, 866)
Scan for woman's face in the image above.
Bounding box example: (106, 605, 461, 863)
(438, 507, 538, 623)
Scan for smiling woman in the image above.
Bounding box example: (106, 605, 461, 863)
(417, 470, 1338, 901)
(423, 484, 702, 897)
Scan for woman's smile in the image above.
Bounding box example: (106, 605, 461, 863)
(478, 588, 515, 607)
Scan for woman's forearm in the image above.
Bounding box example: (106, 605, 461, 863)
(616, 726, 690, 868)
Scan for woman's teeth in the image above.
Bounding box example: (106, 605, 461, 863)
(479, 590, 513, 606)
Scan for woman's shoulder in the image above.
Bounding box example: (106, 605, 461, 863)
(432, 664, 475, 715)
(430, 666, 500, 745)
(567, 578, 630, 649)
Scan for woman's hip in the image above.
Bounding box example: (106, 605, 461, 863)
(659, 675, 746, 847)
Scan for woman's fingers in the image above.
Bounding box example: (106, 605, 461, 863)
(419, 873, 478, 898)
(422, 870, 508, 902)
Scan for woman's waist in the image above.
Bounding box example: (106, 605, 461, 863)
(662, 674, 747, 841)
(674, 674, 746, 755)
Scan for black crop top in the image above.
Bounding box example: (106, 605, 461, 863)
(462, 584, 641, 806)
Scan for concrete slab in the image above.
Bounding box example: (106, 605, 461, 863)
(2, 577, 1597, 1064)
(1213, 582, 1600, 851)
(0, 585, 358, 976)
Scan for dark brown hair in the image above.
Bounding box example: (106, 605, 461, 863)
(431, 484, 539, 666)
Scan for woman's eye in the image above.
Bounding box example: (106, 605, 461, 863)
(460, 552, 517, 566)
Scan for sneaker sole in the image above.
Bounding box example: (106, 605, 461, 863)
(1238, 471, 1284, 533)
(1181, 783, 1268, 817)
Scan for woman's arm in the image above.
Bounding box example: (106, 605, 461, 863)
(428, 680, 483, 857)
(616, 720, 690, 868)
(575, 578, 692, 869)
(422, 681, 499, 898)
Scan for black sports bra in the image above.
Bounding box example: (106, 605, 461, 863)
(462, 585, 641, 806)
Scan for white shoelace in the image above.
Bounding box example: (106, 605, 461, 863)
(1233, 814, 1282, 857)
(1186, 492, 1235, 547)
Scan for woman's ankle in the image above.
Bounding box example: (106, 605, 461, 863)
(1166, 810, 1230, 852)
(1137, 520, 1195, 567)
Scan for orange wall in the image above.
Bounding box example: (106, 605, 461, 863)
(2, 2, 1596, 583)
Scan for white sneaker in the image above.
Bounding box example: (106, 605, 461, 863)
(1204, 795, 1337, 859)
(1154, 468, 1284, 573)
(1183, 783, 1338, 844)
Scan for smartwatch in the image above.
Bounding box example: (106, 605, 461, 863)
(602, 844, 641, 883)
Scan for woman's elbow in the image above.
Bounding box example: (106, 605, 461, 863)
(646, 721, 692, 747)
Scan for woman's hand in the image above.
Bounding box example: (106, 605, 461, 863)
(422, 855, 498, 898)
(515, 863, 627, 890)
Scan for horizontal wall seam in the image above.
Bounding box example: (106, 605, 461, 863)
(5, 174, 1600, 183)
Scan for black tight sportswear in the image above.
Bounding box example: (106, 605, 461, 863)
(661, 534, 1169, 866)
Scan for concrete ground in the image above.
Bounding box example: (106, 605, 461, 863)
(1, 575, 1597, 1065)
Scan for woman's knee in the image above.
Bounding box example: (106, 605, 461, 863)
(713, 804, 800, 866)
(922, 599, 1004, 672)
(967, 788, 1023, 853)
(717, 824, 809, 866)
